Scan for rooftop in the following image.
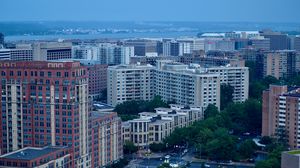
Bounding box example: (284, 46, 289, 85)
(287, 150, 300, 155)
(91, 111, 117, 119)
(93, 102, 114, 110)
(0, 146, 68, 161)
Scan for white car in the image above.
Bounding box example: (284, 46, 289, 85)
(204, 164, 210, 167)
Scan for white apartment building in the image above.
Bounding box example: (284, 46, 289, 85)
(98, 43, 134, 65)
(72, 45, 99, 60)
(107, 64, 155, 106)
(73, 43, 134, 65)
(155, 61, 220, 109)
(205, 65, 249, 102)
(122, 104, 203, 147)
(108, 61, 248, 109)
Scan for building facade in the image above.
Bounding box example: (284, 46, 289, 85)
(0, 49, 10, 60)
(90, 112, 123, 168)
(32, 42, 72, 61)
(122, 104, 203, 147)
(0, 61, 90, 167)
(262, 85, 300, 149)
(107, 64, 155, 106)
(155, 61, 220, 109)
(263, 50, 300, 79)
(0, 146, 71, 168)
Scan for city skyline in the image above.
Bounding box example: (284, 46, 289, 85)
(1, 0, 300, 23)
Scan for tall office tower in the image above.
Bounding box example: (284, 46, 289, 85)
(0, 49, 11, 60)
(234, 39, 250, 50)
(130, 55, 179, 66)
(124, 39, 157, 56)
(78, 60, 108, 99)
(225, 31, 261, 39)
(263, 51, 300, 79)
(32, 42, 72, 61)
(90, 112, 123, 168)
(177, 38, 205, 53)
(158, 39, 180, 56)
(155, 61, 220, 109)
(0, 61, 90, 167)
(262, 85, 300, 149)
(107, 64, 155, 106)
(98, 43, 133, 65)
(0, 33, 4, 47)
(72, 45, 99, 60)
(260, 30, 289, 50)
(294, 36, 300, 51)
(249, 38, 271, 50)
(10, 44, 33, 61)
(204, 38, 235, 52)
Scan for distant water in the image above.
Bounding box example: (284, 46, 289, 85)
(5, 32, 199, 41)
(2, 21, 300, 41)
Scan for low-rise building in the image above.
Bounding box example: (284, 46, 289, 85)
(122, 105, 203, 147)
(0, 146, 71, 168)
(281, 150, 300, 168)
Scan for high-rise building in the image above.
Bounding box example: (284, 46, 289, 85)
(205, 66, 249, 102)
(10, 44, 33, 61)
(107, 64, 155, 106)
(0, 61, 90, 167)
(32, 42, 72, 61)
(204, 38, 235, 52)
(262, 85, 300, 149)
(124, 39, 157, 56)
(294, 36, 300, 51)
(98, 43, 133, 65)
(263, 50, 300, 79)
(90, 112, 123, 168)
(249, 38, 271, 50)
(72, 44, 133, 65)
(0, 49, 11, 60)
(0, 33, 4, 46)
(108, 61, 248, 109)
(78, 60, 108, 99)
(155, 61, 221, 109)
(260, 30, 289, 50)
(72, 45, 99, 60)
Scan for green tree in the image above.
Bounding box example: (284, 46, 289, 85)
(149, 143, 166, 152)
(205, 128, 237, 161)
(243, 99, 262, 134)
(204, 104, 219, 119)
(220, 84, 234, 110)
(158, 163, 171, 168)
(123, 140, 138, 154)
(238, 140, 257, 159)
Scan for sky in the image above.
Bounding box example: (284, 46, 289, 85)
(0, 0, 300, 23)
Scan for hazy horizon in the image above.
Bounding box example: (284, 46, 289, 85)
(1, 0, 300, 23)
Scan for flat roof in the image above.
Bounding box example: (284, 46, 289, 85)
(0, 146, 67, 161)
(287, 150, 300, 155)
(91, 111, 116, 119)
(93, 102, 114, 110)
